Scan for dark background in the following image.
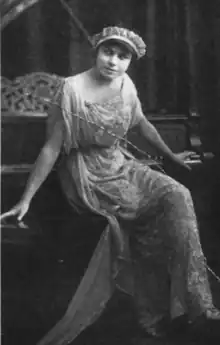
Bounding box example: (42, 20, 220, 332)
(2, 0, 220, 153)
(1, 1, 220, 344)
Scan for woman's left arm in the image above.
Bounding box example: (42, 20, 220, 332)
(137, 117, 192, 170)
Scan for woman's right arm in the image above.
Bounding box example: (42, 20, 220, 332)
(0, 118, 64, 221)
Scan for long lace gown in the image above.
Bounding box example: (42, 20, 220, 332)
(37, 73, 216, 345)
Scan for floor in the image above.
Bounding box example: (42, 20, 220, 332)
(2, 159, 220, 345)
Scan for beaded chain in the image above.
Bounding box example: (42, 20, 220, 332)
(34, 91, 166, 173)
(29, 89, 220, 285)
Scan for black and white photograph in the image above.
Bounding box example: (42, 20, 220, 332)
(1, 1, 220, 344)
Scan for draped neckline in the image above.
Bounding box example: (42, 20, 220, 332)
(83, 76, 125, 108)
(84, 94, 123, 109)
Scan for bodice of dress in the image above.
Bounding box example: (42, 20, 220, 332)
(53, 74, 146, 254)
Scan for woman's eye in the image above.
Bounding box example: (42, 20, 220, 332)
(119, 54, 129, 60)
(103, 48, 112, 55)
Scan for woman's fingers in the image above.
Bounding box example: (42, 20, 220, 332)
(176, 151, 195, 161)
(17, 210, 26, 221)
(0, 210, 17, 221)
(184, 162, 192, 171)
(1, 202, 29, 224)
(179, 159, 191, 171)
(172, 154, 192, 171)
(18, 204, 29, 221)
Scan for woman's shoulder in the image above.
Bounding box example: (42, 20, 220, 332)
(64, 70, 90, 88)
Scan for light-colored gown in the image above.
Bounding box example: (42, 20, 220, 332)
(37, 73, 215, 344)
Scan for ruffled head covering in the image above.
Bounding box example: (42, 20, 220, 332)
(92, 26, 146, 59)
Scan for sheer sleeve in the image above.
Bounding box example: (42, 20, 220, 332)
(47, 78, 79, 153)
(47, 80, 65, 139)
(129, 93, 145, 129)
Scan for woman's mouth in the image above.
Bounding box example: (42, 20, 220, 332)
(105, 67, 117, 73)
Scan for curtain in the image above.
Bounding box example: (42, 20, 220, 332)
(1, 0, 70, 77)
(134, 0, 220, 152)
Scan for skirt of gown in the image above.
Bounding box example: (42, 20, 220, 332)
(36, 166, 216, 345)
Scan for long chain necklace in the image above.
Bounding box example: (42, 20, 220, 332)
(36, 90, 165, 173)
(33, 89, 220, 285)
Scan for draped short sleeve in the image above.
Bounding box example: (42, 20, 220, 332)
(47, 80, 65, 138)
(47, 78, 80, 153)
(130, 93, 145, 128)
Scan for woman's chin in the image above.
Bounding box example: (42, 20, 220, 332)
(100, 72, 117, 81)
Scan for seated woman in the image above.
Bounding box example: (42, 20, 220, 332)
(1, 26, 220, 344)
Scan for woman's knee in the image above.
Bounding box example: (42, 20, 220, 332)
(161, 174, 190, 196)
(175, 182, 190, 196)
(170, 183, 194, 209)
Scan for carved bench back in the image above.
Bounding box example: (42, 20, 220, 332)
(1, 72, 64, 168)
(1, 72, 64, 114)
(1, 71, 202, 170)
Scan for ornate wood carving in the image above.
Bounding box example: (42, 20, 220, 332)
(1, 72, 64, 114)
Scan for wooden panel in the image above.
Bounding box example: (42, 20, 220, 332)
(2, 114, 46, 165)
(128, 115, 190, 157)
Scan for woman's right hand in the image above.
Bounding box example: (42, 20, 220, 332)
(0, 200, 30, 222)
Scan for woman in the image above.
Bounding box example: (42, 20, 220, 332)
(1, 26, 220, 344)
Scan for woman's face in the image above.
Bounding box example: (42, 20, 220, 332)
(95, 43, 132, 80)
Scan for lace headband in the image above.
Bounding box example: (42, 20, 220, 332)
(92, 26, 146, 59)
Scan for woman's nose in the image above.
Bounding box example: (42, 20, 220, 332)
(108, 55, 118, 66)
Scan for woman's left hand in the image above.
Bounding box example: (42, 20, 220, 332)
(171, 151, 196, 171)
